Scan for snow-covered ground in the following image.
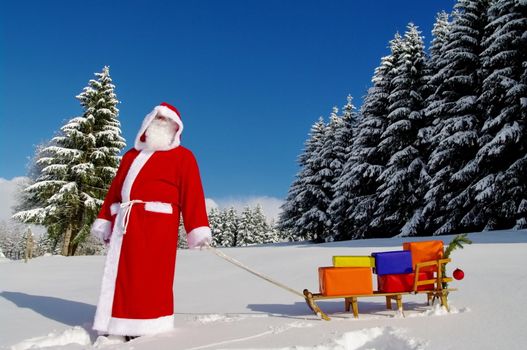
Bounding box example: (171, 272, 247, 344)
(1, 229, 526, 349)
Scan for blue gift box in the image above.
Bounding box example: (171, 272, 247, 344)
(372, 250, 413, 275)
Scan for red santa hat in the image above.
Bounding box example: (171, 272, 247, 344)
(134, 102, 184, 151)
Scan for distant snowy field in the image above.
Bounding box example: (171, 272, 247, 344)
(1, 229, 526, 349)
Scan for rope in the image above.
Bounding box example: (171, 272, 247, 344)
(206, 245, 305, 298)
(119, 200, 146, 235)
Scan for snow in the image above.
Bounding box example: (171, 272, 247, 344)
(1, 229, 527, 349)
(10, 327, 91, 350)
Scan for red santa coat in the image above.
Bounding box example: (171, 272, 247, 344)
(91, 103, 211, 336)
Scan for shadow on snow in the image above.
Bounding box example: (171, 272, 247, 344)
(0, 291, 95, 327)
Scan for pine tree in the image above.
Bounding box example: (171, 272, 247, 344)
(293, 119, 332, 242)
(275, 222, 296, 242)
(223, 207, 239, 247)
(277, 176, 305, 236)
(371, 23, 428, 237)
(13, 67, 126, 255)
(177, 218, 188, 249)
(339, 95, 361, 150)
(76, 234, 107, 255)
(34, 233, 53, 256)
(12, 147, 47, 217)
(251, 204, 271, 244)
(208, 206, 250, 248)
(413, 11, 453, 236)
(430, 11, 452, 61)
(278, 119, 327, 241)
(418, 11, 452, 155)
(266, 219, 283, 244)
(0, 220, 26, 260)
(326, 96, 360, 240)
(209, 207, 224, 247)
(419, 0, 490, 235)
(406, 15, 452, 236)
(465, 0, 527, 230)
(332, 33, 404, 239)
(237, 206, 256, 246)
(315, 107, 343, 241)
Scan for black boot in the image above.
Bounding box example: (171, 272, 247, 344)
(124, 335, 138, 342)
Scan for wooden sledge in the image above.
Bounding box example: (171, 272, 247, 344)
(304, 258, 457, 320)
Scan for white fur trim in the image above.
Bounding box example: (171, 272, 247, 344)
(93, 198, 176, 335)
(93, 213, 125, 333)
(106, 314, 174, 336)
(121, 151, 154, 202)
(134, 105, 184, 151)
(91, 218, 112, 241)
(187, 226, 212, 249)
(145, 202, 173, 214)
(93, 148, 177, 335)
(110, 202, 120, 216)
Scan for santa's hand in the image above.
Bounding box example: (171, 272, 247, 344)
(187, 227, 212, 250)
(199, 240, 211, 250)
(193, 235, 212, 250)
(91, 218, 113, 243)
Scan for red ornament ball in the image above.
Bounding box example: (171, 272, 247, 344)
(453, 268, 464, 280)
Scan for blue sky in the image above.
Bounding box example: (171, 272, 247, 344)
(1, 0, 455, 200)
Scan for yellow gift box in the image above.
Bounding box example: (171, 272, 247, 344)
(332, 256, 375, 268)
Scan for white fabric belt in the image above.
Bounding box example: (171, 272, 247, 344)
(113, 200, 173, 235)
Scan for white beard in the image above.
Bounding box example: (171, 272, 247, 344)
(145, 119, 177, 150)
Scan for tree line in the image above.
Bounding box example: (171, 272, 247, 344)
(178, 204, 284, 248)
(278, 0, 527, 242)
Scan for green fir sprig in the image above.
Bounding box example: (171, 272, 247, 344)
(443, 233, 472, 288)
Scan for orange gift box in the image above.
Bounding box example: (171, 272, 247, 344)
(318, 267, 373, 296)
(403, 240, 444, 272)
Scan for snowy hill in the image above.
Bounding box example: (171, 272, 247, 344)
(1, 229, 526, 349)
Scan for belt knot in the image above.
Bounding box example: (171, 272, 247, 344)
(120, 200, 146, 235)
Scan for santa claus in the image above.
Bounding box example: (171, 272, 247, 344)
(90, 102, 212, 339)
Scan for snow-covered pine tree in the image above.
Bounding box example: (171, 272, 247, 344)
(464, 0, 527, 230)
(209, 207, 224, 247)
(223, 207, 239, 247)
(332, 33, 405, 240)
(418, 12, 449, 120)
(278, 119, 327, 241)
(419, 0, 490, 235)
(327, 96, 361, 240)
(276, 176, 305, 239)
(293, 119, 332, 242)
(265, 219, 283, 244)
(518, 9, 527, 229)
(75, 234, 107, 255)
(430, 11, 452, 62)
(372, 23, 428, 237)
(0, 220, 26, 260)
(237, 206, 257, 246)
(339, 95, 361, 147)
(412, 11, 453, 236)
(407, 14, 453, 236)
(177, 218, 188, 249)
(34, 233, 53, 256)
(315, 107, 344, 241)
(251, 204, 271, 244)
(12, 147, 49, 225)
(419, 10, 453, 148)
(13, 66, 126, 255)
